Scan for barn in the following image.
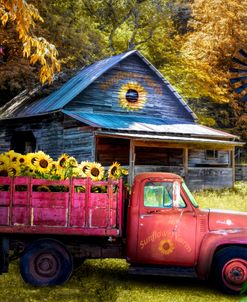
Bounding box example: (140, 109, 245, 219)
(0, 50, 243, 190)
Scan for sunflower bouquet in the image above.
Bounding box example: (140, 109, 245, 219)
(0, 151, 128, 192)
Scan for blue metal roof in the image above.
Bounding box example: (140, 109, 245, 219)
(0, 50, 196, 120)
(14, 51, 137, 117)
(62, 110, 236, 139)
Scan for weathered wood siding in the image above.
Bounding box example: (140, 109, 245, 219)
(188, 149, 230, 167)
(133, 165, 233, 190)
(63, 116, 95, 162)
(65, 55, 194, 122)
(235, 165, 247, 181)
(0, 115, 64, 159)
(187, 168, 233, 190)
(0, 114, 95, 162)
(96, 137, 129, 165)
(135, 147, 183, 165)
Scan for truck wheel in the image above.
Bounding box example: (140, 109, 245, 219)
(20, 239, 73, 286)
(211, 246, 247, 294)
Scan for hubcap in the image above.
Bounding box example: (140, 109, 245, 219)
(222, 259, 247, 290)
(34, 253, 59, 278)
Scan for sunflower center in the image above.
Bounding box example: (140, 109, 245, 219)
(0, 170, 8, 176)
(91, 168, 100, 177)
(40, 159, 48, 168)
(83, 166, 89, 173)
(31, 158, 36, 165)
(59, 158, 66, 167)
(126, 89, 139, 103)
(12, 157, 17, 162)
(19, 158, 25, 163)
(111, 166, 117, 175)
(163, 243, 170, 250)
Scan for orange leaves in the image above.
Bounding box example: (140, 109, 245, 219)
(0, 0, 60, 84)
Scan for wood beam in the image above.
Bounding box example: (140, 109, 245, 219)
(231, 148, 235, 184)
(128, 139, 135, 185)
(183, 148, 189, 183)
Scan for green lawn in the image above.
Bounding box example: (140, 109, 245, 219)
(1, 182, 247, 302)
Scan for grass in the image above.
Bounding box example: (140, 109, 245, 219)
(1, 182, 247, 302)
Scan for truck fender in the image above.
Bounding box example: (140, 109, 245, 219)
(196, 230, 247, 280)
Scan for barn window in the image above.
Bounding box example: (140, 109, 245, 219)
(11, 131, 36, 154)
(125, 89, 139, 103)
(205, 149, 218, 160)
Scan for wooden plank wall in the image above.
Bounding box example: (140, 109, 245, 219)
(96, 137, 130, 165)
(64, 55, 194, 122)
(188, 149, 230, 166)
(63, 118, 95, 163)
(0, 114, 64, 159)
(187, 168, 233, 190)
(235, 165, 247, 181)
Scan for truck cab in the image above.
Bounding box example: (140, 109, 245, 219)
(126, 172, 247, 294)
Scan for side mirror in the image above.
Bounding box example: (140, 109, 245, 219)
(173, 181, 181, 208)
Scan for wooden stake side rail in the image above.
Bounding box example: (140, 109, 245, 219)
(0, 176, 123, 237)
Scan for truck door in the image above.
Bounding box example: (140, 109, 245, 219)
(137, 179, 196, 266)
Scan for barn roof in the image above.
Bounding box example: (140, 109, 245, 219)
(62, 111, 238, 140)
(0, 50, 195, 120)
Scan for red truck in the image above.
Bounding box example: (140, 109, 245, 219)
(0, 172, 247, 294)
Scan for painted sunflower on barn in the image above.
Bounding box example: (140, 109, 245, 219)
(119, 82, 147, 111)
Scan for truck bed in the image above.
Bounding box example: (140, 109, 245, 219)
(0, 176, 123, 237)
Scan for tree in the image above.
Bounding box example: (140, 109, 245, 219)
(182, 0, 247, 103)
(0, 0, 60, 84)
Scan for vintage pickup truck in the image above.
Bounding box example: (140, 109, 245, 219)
(0, 172, 246, 294)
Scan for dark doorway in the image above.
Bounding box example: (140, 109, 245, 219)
(11, 131, 36, 154)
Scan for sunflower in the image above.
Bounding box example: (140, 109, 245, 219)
(85, 162, 105, 181)
(7, 163, 21, 177)
(5, 150, 20, 163)
(158, 239, 175, 255)
(57, 153, 69, 169)
(26, 152, 39, 168)
(67, 156, 78, 168)
(108, 162, 121, 180)
(78, 161, 91, 177)
(17, 154, 27, 166)
(119, 81, 147, 111)
(33, 151, 53, 173)
(121, 168, 129, 176)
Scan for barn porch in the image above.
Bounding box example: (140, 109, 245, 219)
(95, 133, 240, 190)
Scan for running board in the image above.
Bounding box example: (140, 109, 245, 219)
(128, 265, 197, 278)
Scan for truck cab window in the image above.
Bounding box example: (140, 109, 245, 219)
(144, 181, 186, 208)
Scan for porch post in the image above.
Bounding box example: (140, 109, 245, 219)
(231, 148, 235, 184)
(129, 139, 135, 185)
(183, 147, 189, 183)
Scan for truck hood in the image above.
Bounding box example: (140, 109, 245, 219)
(208, 209, 247, 231)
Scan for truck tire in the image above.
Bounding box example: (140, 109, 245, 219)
(20, 239, 73, 286)
(211, 246, 247, 294)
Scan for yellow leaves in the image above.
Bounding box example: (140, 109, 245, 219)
(0, 0, 60, 85)
(1, 12, 8, 26)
